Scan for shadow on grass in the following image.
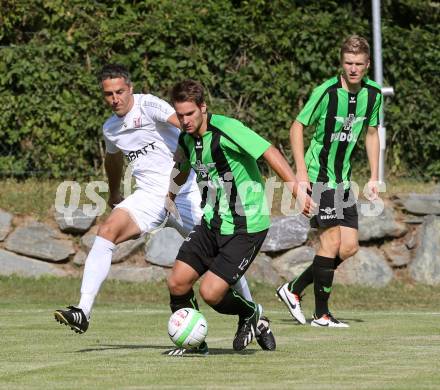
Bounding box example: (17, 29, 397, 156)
(77, 344, 257, 356)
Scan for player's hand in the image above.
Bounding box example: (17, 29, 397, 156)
(108, 193, 124, 209)
(165, 194, 182, 225)
(295, 182, 316, 218)
(366, 179, 379, 201)
(292, 182, 316, 218)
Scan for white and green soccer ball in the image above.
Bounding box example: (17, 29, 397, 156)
(168, 308, 208, 348)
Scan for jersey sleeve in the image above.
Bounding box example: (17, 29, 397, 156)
(214, 117, 271, 159)
(140, 94, 175, 123)
(368, 93, 383, 127)
(296, 85, 327, 126)
(103, 132, 119, 154)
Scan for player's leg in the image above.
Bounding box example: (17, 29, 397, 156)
(338, 202, 359, 260)
(231, 276, 252, 301)
(310, 226, 348, 327)
(310, 189, 357, 327)
(79, 208, 141, 310)
(166, 260, 209, 356)
(167, 260, 201, 312)
(54, 208, 140, 333)
(339, 226, 359, 259)
(54, 190, 166, 333)
(174, 190, 254, 302)
(166, 223, 212, 355)
(200, 270, 262, 351)
(276, 186, 329, 324)
(206, 229, 275, 351)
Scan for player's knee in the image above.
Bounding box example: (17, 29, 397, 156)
(167, 273, 191, 295)
(339, 243, 359, 259)
(167, 274, 180, 294)
(199, 285, 221, 306)
(321, 236, 341, 256)
(97, 222, 118, 242)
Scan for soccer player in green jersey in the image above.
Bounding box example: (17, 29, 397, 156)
(166, 79, 314, 354)
(277, 35, 382, 327)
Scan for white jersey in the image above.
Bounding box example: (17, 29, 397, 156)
(102, 94, 198, 196)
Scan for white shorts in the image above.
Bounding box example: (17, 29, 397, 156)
(115, 189, 202, 236)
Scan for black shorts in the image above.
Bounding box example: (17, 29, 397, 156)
(176, 221, 268, 285)
(309, 186, 358, 230)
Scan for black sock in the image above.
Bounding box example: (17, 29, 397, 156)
(334, 256, 343, 269)
(169, 289, 199, 313)
(211, 288, 255, 318)
(288, 264, 313, 295)
(313, 255, 335, 317)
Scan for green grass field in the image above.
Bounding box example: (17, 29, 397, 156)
(1, 277, 440, 389)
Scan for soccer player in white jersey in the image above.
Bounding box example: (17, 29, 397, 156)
(53, 64, 272, 348)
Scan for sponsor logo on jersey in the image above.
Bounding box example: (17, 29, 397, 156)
(194, 160, 216, 179)
(125, 142, 157, 162)
(330, 131, 359, 143)
(330, 113, 365, 143)
(334, 113, 366, 131)
(133, 117, 142, 128)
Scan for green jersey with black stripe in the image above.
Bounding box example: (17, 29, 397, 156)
(297, 76, 382, 189)
(177, 114, 271, 234)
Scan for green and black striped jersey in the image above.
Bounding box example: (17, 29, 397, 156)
(176, 114, 271, 234)
(297, 76, 382, 189)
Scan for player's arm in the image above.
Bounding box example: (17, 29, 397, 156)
(365, 125, 380, 200)
(168, 163, 191, 202)
(289, 120, 311, 190)
(105, 151, 124, 208)
(167, 144, 191, 202)
(262, 145, 315, 216)
(166, 113, 180, 129)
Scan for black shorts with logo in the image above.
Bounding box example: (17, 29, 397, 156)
(176, 220, 268, 285)
(309, 186, 358, 230)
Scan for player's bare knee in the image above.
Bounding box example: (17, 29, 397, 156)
(199, 285, 221, 306)
(320, 234, 341, 257)
(320, 237, 341, 256)
(97, 222, 118, 242)
(167, 274, 181, 295)
(340, 243, 359, 259)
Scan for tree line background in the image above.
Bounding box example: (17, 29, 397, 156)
(0, 0, 438, 180)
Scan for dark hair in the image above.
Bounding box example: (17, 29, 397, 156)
(98, 63, 131, 84)
(340, 35, 370, 59)
(170, 79, 205, 106)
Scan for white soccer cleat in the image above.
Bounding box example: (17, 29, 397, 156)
(311, 313, 349, 328)
(276, 283, 306, 325)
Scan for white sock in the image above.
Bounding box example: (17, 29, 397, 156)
(233, 276, 253, 302)
(78, 236, 116, 318)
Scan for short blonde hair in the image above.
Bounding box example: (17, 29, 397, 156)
(340, 35, 370, 59)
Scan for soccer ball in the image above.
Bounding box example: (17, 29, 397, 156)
(168, 308, 208, 348)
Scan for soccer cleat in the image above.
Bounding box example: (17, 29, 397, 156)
(276, 283, 306, 325)
(233, 304, 261, 351)
(311, 313, 349, 328)
(167, 341, 209, 356)
(54, 306, 89, 334)
(255, 315, 276, 351)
